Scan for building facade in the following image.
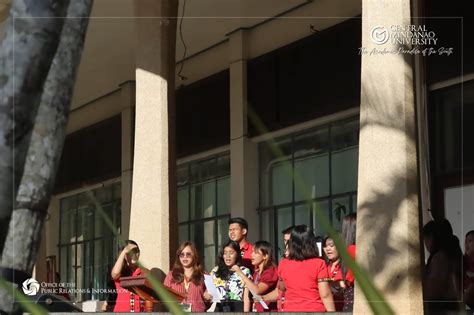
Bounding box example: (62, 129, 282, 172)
(11, 0, 471, 312)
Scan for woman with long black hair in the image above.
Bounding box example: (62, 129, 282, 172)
(322, 236, 345, 311)
(210, 240, 252, 312)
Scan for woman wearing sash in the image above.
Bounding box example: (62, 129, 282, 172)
(164, 241, 212, 312)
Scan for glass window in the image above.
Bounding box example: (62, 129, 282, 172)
(271, 163, 292, 205)
(177, 153, 230, 271)
(59, 182, 121, 302)
(260, 209, 274, 245)
(277, 207, 292, 262)
(259, 116, 359, 254)
(294, 154, 329, 200)
(260, 138, 292, 206)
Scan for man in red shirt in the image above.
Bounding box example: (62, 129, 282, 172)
(228, 217, 253, 270)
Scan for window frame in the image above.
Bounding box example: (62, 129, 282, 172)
(257, 116, 360, 255)
(177, 152, 231, 271)
(58, 182, 121, 302)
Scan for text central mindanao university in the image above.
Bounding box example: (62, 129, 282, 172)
(2, 0, 471, 313)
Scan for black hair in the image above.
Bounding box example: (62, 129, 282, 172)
(228, 217, 248, 230)
(254, 241, 276, 270)
(423, 219, 463, 268)
(287, 225, 319, 261)
(423, 220, 450, 255)
(322, 236, 333, 248)
(466, 230, 474, 238)
(282, 225, 295, 235)
(215, 240, 242, 280)
(121, 239, 139, 250)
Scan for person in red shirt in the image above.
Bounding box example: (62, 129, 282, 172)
(111, 240, 147, 312)
(261, 225, 293, 311)
(322, 236, 345, 311)
(278, 225, 335, 312)
(231, 240, 278, 312)
(228, 217, 254, 270)
(164, 241, 212, 312)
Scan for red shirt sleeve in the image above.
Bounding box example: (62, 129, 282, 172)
(316, 259, 329, 280)
(259, 266, 278, 287)
(164, 271, 173, 287)
(277, 258, 286, 279)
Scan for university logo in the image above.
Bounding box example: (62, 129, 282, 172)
(370, 26, 389, 45)
(22, 278, 40, 296)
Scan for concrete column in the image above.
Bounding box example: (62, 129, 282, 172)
(354, 1, 424, 314)
(120, 81, 135, 240)
(129, 0, 178, 270)
(229, 30, 259, 243)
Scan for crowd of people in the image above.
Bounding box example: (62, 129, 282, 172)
(108, 215, 357, 312)
(106, 215, 474, 313)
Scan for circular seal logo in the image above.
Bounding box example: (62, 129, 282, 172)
(22, 278, 40, 296)
(370, 26, 389, 45)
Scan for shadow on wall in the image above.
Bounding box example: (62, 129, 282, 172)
(355, 40, 424, 296)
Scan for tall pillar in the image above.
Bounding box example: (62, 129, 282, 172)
(354, 1, 424, 314)
(229, 30, 259, 243)
(120, 81, 135, 240)
(129, 0, 178, 270)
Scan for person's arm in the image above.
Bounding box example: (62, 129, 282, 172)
(111, 244, 137, 280)
(318, 281, 335, 312)
(243, 287, 251, 312)
(163, 271, 172, 287)
(262, 286, 278, 303)
(278, 278, 286, 292)
(231, 266, 270, 295)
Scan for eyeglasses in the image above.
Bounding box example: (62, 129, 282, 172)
(179, 252, 193, 258)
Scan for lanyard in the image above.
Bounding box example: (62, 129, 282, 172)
(183, 278, 191, 300)
(253, 270, 261, 285)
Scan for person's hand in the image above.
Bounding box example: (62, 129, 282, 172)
(252, 294, 262, 302)
(203, 291, 213, 301)
(123, 244, 138, 254)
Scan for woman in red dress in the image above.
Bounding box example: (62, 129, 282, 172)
(278, 225, 335, 312)
(111, 240, 146, 312)
(231, 240, 279, 312)
(164, 241, 212, 312)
